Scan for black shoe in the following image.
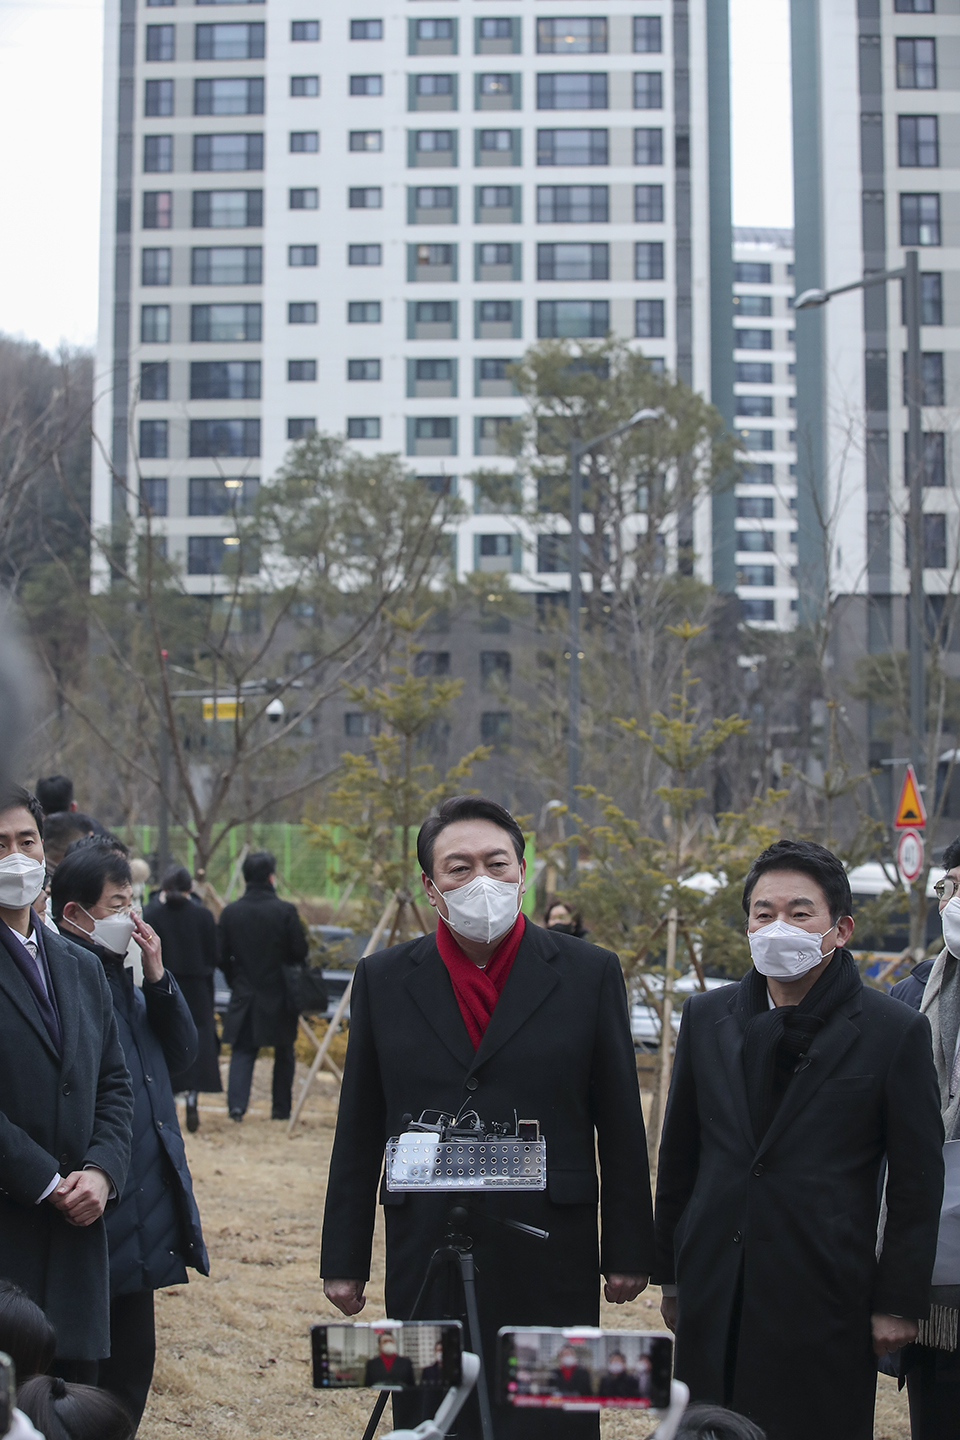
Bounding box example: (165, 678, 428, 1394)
(186, 1099, 199, 1133)
(271, 1111, 290, 1121)
(229, 1109, 244, 1122)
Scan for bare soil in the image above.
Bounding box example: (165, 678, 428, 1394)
(139, 1058, 911, 1440)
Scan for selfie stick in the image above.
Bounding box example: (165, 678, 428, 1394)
(381, 1351, 481, 1440)
(649, 1379, 690, 1440)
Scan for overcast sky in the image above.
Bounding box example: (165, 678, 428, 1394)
(0, 0, 793, 355)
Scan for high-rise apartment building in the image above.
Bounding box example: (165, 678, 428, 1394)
(732, 225, 798, 629)
(93, 0, 734, 597)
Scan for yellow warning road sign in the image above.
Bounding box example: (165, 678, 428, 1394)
(894, 764, 926, 830)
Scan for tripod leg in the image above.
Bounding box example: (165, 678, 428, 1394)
(458, 1251, 495, 1440)
(361, 1249, 447, 1440)
(360, 1390, 389, 1440)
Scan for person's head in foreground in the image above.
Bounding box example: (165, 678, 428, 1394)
(936, 834, 960, 955)
(418, 796, 526, 947)
(741, 839, 854, 985)
(51, 843, 135, 957)
(16, 1377, 133, 1440)
(0, 785, 46, 924)
(0, 1280, 56, 1383)
(670, 1403, 766, 1440)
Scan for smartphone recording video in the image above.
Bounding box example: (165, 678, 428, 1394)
(311, 1321, 463, 1391)
(497, 1328, 673, 1411)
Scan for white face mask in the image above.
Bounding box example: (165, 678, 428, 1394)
(748, 918, 836, 980)
(440, 873, 522, 946)
(942, 896, 960, 958)
(80, 906, 137, 955)
(0, 853, 45, 910)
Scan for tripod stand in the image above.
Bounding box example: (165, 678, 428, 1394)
(361, 1203, 548, 1440)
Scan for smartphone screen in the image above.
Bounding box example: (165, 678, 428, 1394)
(311, 1321, 463, 1391)
(497, 1328, 673, 1411)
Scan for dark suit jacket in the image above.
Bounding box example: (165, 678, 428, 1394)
(0, 924, 133, 1360)
(321, 921, 653, 1438)
(219, 882, 308, 1047)
(364, 1353, 416, 1387)
(654, 963, 944, 1440)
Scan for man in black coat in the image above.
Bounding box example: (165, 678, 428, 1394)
(654, 838, 944, 1440)
(219, 850, 308, 1121)
(0, 786, 133, 1380)
(321, 796, 654, 1440)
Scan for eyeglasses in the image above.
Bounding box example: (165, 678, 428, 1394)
(934, 878, 960, 901)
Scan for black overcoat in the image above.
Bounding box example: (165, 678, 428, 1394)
(143, 895, 222, 1091)
(654, 963, 945, 1440)
(320, 921, 654, 1440)
(0, 924, 133, 1360)
(218, 882, 308, 1048)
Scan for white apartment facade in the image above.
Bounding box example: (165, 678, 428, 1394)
(93, 0, 735, 596)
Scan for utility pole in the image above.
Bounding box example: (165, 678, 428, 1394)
(903, 249, 925, 776)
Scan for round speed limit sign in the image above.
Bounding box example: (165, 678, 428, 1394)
(897, 829, 924, 884)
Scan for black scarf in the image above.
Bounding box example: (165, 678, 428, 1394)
(738, 948, 861, 1143)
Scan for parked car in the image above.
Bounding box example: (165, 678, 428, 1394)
(630, 969, 732, 1050)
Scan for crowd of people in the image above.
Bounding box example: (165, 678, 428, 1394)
(1, 778, 959, 1440)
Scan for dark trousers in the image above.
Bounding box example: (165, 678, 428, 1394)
(906, 1351, 960, 1440)
(97, 1289, 156, 1430)
(227, 1041, 296, 1117)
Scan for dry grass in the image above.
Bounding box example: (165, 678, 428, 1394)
(140, 1058, 911, 1440)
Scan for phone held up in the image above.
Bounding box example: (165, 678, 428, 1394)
(311, 1321, 463, 1392)
(497, 1328, 674, 1411)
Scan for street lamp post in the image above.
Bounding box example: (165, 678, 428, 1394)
(795, 250, 924, 775)
(567, 408, 661, 875)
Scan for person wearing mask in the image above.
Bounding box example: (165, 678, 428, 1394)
(548, 1346, 593, 1397)
(890, 834, 960, 1438)
(543, 899, 587, 938)
(53, 842, 209, 1428)
(321, 795, 654, 1440)
(0, 784, 132, 1384)
(596, 1351, 640, 1399)
(654, 838, 944, 1440)
(418, 1339, 446, 1387)
(143, 867, 222, 1133)
(363, 1332, 416, 1388)
(219, 850, 308, 1122)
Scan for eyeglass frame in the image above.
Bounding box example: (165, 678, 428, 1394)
(934, 877, 960, 901)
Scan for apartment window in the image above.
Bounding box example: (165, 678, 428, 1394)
(537, 129, 608, 166)
(188, 537, 228, 575)
(735, 261, 771, 284)
(480, 651, 512, 688)
(189, 418, 260, 456)
(193, 134, 264, 171)
(635, 184, 664, 222)
(289, 187, 319, 209)
(537, 73, 608, 110)
(416, 130, 454, 152)
(480, 358, 512, 381)
(288, 244, 318, 268)
(350, 75, 383, 96)
(414, 243, 455, 276)
(145, 79, 174, 117)
(351, 19, 383, 40)
(288, 360, 317, 381)
(899, 115, 939, 166)
(190, 303, 261, 341)
(291, 20, 319, 41)
(479, 18, 512, 40)
(416, 74, 454, 97)
(417, 18, 453, 39)
(147, 0, 173, 6)
(479, 243, 513, 266)
(188, 477, 259, 516)
(895, 0, 935, 10)
(348, 417, 381, 439)
(737, 565, 775, 587)
(736, 295, 772, 317)
(538, 299, 608, 338)
(415, 301, 455, 322)
(414, 419, 453, 445)
(905, 513, 948, 568)
(142, 248, 171, 286)
(146, 24, 175, 61)
(349, 244, 382, 266)
(140, 361, 169, 400)
(140, 478, 168, 516)
(289, 131, 319, 153)
(737, 395, 774, 417)
(633, 16, 662, 52)
(737, 362, 773, 383)
(192, 190, 263, 226)
(291, 75, 320, 97)
(144, 135, 172, 173)
(344, 713, 374, 738)
(348, 359, 382, 380)
(735, 329, 772, 351)
(141, 305, 170, 343)
(896, 38, 937, 89)
(288, 302, 318, 323)
(635, 241, 664, 279)
(476, 418, 514, 456)
(415, 187, 454, 210)
(537, 185, 608, 222)
(288, 418, 316, 439)
(738, 496, 774, 518)
(348, 301, 382, 323)
(635, 299, 665, 338)
(190, 360, 261, 399)
(922, 272, 943, 324)
(195, 23, 265, 60)
(538, 242, 608, 281)
(191, 246, 262, 283)
(194, 77, 264, 115)
(536, 18, 606, 54)
(478, 185, 513, 208)
(911, 351, 945, 405)
(350, 130, 383, 151)
(917, 432, 946, 486)
(350, 187, 383, 208)
(634, 73, 663, 110)
(900, 192, 941, 245)
(479, 73, 513, 97)
(741, 599, 775, 621)
(740, 431, 774, 451)
(738, 531, 776, 553)
(478, 301, 512, 324)
(634, 128, 663, 165)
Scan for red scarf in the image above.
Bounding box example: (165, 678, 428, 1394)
(436, 914, 526, 1051)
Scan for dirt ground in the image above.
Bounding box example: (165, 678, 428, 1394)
(139, 1056, 912, 1440)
